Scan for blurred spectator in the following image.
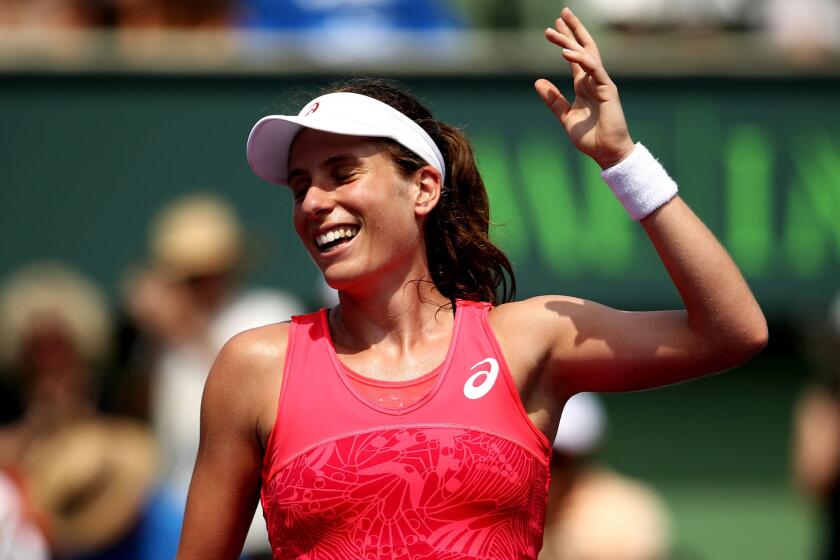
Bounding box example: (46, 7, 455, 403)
(759, 0, 840, 61)
(584, 0, 751, 31)
(0, 0, 233, 29)
(792, 295, 840, 560)
(0, 0, 102, 29)
(0, 261, 157, 559)
(121, 192, 304, 558)
(0, 262, 111, 435)
(238, 0, 462, 30)
(237, 0, 465, 63)
(112, 0, 234, 28)
(540, 393, 672, 560)
(0, 471, 50, 560)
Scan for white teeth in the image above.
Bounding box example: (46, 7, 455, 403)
(315, 226, 359, 249)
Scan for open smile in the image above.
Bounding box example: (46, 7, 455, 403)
(314, 225, 360, 254)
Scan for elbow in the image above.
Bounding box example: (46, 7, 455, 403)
(718, 315, 769, 367)
(752, 317, 770, 353)
(741, 324, 769, 363)
(745, 309, 770, 355)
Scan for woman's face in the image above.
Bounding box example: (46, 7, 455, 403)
(21, 316, 80, 376)
(287, 129, 428, 292)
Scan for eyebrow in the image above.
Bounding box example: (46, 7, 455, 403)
(287, 153, 363, 184)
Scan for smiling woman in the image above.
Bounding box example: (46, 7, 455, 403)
(249, 82, 515, 305)
(176, 8, 767, 560)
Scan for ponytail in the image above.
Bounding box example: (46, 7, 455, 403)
(423, 123, 515, 305)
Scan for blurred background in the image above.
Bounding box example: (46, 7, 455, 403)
(1, 0, 839, 559)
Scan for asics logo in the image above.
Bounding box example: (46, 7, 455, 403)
(463, 357, 499, 400)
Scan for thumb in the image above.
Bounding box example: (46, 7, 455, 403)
(534, 79, 570, 120)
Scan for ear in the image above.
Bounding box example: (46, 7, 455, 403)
(413, 166, 442, 218)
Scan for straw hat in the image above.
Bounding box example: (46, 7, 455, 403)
(149, 193, 244, 278)
(0, 261, 110, 368)
(19, 417, 158, 556)
(546, 471, 672, 560)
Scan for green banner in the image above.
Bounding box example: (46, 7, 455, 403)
(1, 76, 838, 315)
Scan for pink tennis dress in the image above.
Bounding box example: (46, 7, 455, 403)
(260, 300, 552, 559)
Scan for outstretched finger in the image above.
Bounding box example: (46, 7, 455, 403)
(545, 27, 584, 80)
(547, 22, 578, 49)
(560, 48, 611, 86)
(553, 15, 582, 50)
(561, 7, 600, 56)
(534, 79, 571, 120)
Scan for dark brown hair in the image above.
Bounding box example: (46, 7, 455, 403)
(330, 78, 515, 305)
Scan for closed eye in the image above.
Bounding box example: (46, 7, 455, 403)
(331, 168, 358, 185)
(287, 154, 364, 202)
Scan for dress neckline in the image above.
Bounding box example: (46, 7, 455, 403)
(319, 300, 463, 416)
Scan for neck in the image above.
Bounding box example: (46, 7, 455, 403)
(25, 364, 92, 424)
(330, 271, 453, 357)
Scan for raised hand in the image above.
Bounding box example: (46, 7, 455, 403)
(535, 7, 635, 170)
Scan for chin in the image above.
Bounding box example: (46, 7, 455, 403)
(320, 265, 361, 292)
(320, 263, 384, 297)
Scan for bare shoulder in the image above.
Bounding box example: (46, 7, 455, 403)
(215, 322, 290, 370)
(488, 295, 590, 345)
(486, 295, 591, 389)
(209, 322, 290, 385)
(202, 322, 290, 439)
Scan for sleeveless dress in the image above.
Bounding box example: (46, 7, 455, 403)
(260, 300, 552, 559)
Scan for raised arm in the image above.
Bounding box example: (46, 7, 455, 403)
(177, 325, 287, 559)
(493, 8, 767, 396)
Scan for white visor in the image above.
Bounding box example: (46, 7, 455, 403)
(246, 92, 446, 185)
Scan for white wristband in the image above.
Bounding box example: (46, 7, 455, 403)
(600, 142, 678, 221)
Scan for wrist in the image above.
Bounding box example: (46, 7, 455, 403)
(600, 142, 678, 221)
(596, 140, 636, 171)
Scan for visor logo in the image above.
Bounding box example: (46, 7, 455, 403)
(304, 102, 320, 116)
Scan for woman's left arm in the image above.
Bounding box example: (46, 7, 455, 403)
(500, 195, 768, 396)
(496, 8, 767, 396)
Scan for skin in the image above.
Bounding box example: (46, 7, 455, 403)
(792, 388, 840, 497)
(177, 8, 768, 558)
(0, 320, 93, 468)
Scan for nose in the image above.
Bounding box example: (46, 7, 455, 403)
(300, 183, 334, 220)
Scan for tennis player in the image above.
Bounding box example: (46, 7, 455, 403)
(177, 8, 767, 559)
